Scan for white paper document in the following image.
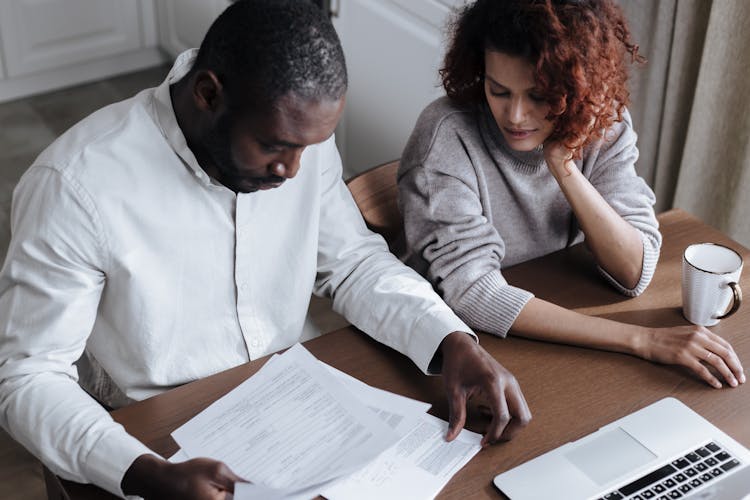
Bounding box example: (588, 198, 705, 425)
(233, 479, 339, 500)
(322, 362, 431, 436)
(174, 343, 481, 500)
(321, 413, 482, 500)
(171, 343, 400, 490)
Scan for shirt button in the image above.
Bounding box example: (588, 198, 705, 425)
(239, 282, 248, 291)
(250, 339, 260, 348)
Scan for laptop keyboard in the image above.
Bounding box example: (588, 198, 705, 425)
(597, 441, 742, 499)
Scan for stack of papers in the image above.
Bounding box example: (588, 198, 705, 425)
(170, 343, 481, 499)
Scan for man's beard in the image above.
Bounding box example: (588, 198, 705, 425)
(201, 113, 284, 193)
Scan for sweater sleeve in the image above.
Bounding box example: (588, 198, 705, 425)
(584, 109, 662, 296)
(398, 112, 533, 337)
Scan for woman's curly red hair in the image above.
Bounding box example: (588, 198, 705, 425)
(441, 0, 644, 156)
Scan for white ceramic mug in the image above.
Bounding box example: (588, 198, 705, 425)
(682, 243, 743, 326)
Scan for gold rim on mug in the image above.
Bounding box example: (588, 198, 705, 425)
(683, 242, 744, 275)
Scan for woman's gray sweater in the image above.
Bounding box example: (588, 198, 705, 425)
(398, 97, 661, 337)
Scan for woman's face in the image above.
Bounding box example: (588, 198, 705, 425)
(484, 50, 555, 151)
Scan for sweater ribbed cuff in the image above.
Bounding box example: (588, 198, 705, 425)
(454, 271, 534, 337)
(598, 231, 660, 297)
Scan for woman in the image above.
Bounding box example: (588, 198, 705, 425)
(398, 0, 744, 388)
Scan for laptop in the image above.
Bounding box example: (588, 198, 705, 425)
(683, 465, 750, 499)
(493, 397, 750, 499)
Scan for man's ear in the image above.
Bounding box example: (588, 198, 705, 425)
(192, 70, 224, 114)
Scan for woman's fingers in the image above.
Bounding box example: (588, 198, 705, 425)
(686, 357, 722, 389)
(704, 332, 746, 384)
(699, 336, 745, 388)
(701, 348, 738, 388)
(653, 326, 745, 389)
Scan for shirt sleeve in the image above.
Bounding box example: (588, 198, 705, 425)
(585, 109, 662, 296)
(0, 166, 154, 497)
(311, 140, 475, 374)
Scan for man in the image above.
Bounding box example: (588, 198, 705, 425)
(0, 1, 531, 498)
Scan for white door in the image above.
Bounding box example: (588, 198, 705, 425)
(0, 0, 143, 77)
(333, 0, 462, 177)
(156, 0, 231, 58)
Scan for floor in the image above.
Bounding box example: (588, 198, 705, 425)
(0, 65, 347, 499)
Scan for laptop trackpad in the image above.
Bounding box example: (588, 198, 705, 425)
(565, 427, 657, 485)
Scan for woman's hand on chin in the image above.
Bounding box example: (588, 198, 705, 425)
(543, 141, 575, 180)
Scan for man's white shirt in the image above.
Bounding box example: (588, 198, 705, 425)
(0, 50, 472, 497)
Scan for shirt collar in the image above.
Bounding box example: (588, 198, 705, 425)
(151, 49, 214, 186)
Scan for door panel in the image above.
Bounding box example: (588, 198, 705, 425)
(0, 0, 142, 77)
(156, 0, 230, 58)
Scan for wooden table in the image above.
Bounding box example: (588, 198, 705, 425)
(52, 209, 750, 499)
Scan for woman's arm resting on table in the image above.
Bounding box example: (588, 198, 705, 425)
(511, 297, 746, 389)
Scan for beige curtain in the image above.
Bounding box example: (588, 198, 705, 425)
(618, 0, 750, 247)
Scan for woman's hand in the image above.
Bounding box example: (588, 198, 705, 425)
(637, 326, 746, 389)
(543, 141, 576, 180)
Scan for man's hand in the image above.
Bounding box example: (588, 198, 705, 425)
(121, 454, 245, 499)
(439, 332, 531, 447)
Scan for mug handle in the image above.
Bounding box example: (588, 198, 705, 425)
(716, 282, 742, 320)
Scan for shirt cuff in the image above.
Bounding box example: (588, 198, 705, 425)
(454, 271, 534, 337)
(83, 426, 157, 498)
(408, 308, 475, 375)
(598, 231, 660, 297)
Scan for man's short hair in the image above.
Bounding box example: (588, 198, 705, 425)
(193, 0, 347, 105)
